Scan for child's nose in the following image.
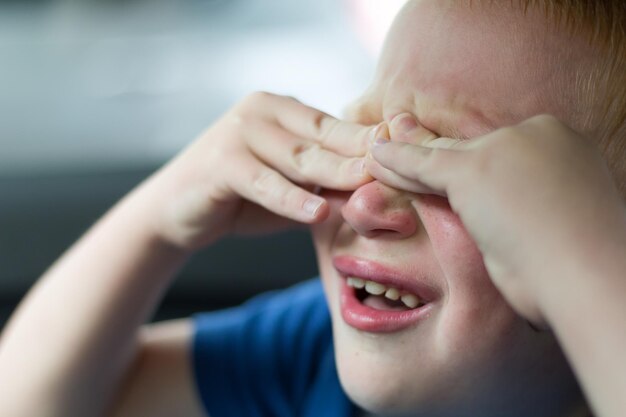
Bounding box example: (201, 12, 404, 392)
(341, 180, 419, 239)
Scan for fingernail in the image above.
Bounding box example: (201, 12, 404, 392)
(303, 198, 324, 217)
(372, 137, 389, 147)
(351, 158, 365, 176)
(369, 122, 383, 145)
(369, 122, 389, 145)
(392, 113, 418, 133)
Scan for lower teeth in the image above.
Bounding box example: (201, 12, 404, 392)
(363, 295, 411, 311)
(357, 289, 418, 311)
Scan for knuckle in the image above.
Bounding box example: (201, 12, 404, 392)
(226, 112, 244, 127)
(529, 113, 559, 126)
(521, 114, 564, 136)
(310, 111, 335, 144)
(496, 126, 521, 141)
(281, 185, 304, 210)
(419, 147, 449, 177)
(252, 169, 300, 210)
(340, 156, 358, 174)
(282, 95, 301, 104)
(251, 169, 280, 197)
(428, 147, 448, 167)
(489, 126, 526, 150)
(291, 143, 321, 180)
(243, 91, 274, 108)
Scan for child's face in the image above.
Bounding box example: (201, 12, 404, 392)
(312, 1, 591, 415)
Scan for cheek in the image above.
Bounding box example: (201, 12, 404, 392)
(419, 196, 518, 355)
(311, 191, 348, 245)
(419, 195, 488, 287)
(311, 190, 352, 286)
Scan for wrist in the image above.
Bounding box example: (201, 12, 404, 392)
(535, 224, 626, 417)
(537, 223, 626, 327)
(114, 182, 198, 258)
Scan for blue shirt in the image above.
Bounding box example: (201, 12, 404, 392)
(192, 279, 356, 417)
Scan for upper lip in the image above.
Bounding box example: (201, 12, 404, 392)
(332, 255, 440, 302)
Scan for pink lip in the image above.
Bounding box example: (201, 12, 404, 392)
(333, 255, 438, 333)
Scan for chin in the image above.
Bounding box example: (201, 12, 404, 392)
(337, 363, 419, 416)
(332, 328, 443, 417)
(332, 320, 583, 417)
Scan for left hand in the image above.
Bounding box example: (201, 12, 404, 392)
(367, 113, 626, 325)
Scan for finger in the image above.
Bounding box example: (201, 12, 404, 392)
(388, 113, 468, 150)
(365, 157, 443, 196)
(253, 93, 372, 157)
(370, 140, 466, 193)
(388, 113, 439, 145)
(245, 120, 371, 190)
(227, 154, 329, 224)
(309, 116, 372, 157)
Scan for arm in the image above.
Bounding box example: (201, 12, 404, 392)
(539, 226, 626, 417)
(0, 181, 192, 416)
(368, 113, 626, 417)
(109, 319, 204, 417)
(0, 92, 371, 417)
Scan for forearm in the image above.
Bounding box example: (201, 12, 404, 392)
(0, 184, 190, 417)
(0, 93, 368, 417)
(540, 231, 626, 417)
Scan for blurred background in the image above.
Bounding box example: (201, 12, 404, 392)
(0, 0, 405, 327)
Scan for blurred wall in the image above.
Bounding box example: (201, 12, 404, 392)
(0, 0, 378, 326)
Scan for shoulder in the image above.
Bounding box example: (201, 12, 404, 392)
(193, 278, 330, 351)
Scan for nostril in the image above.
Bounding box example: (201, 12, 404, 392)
(370, 229, 390, 235)
(364, 228, 412, 239)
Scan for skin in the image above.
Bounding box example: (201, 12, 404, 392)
(312, 1, 601, 415)
(0, 1, 623, 417)
(369, 112, 626, 417)
(0, 92, 371, 417)
(344, 0, 599, 137)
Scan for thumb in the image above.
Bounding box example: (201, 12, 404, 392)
(369, 140, 460, 195)
(388, 112, 465, 150)
(371, 118, 471, 195)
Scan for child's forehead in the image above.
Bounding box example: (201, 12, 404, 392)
(352, 0, 595, 136)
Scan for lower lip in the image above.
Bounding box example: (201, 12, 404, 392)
(339, 279, 433, 333)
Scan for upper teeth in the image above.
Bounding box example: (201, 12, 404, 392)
(365, 281, 386, 295)
(347, 277, 423, 309)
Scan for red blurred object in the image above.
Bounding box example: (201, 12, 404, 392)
(346, 0, 407, 57)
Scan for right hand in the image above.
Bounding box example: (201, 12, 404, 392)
(140, 92, 373, 250)
(368, 113, 626, 325)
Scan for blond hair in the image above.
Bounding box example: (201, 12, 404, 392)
(521, 0, 626, 195)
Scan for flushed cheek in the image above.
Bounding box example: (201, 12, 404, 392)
(311, 191, 352, 304)
(312, 190, 350, 235)
(418, 196, 516, 354)
(417, 195, 488, 287)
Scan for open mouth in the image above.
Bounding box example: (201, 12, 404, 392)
(334, 256, 436, 333)
(340, 276, 433, 333)
(348, 277, 426, 311)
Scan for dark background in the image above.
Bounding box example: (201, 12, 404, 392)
(0, 167, 319, 327)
